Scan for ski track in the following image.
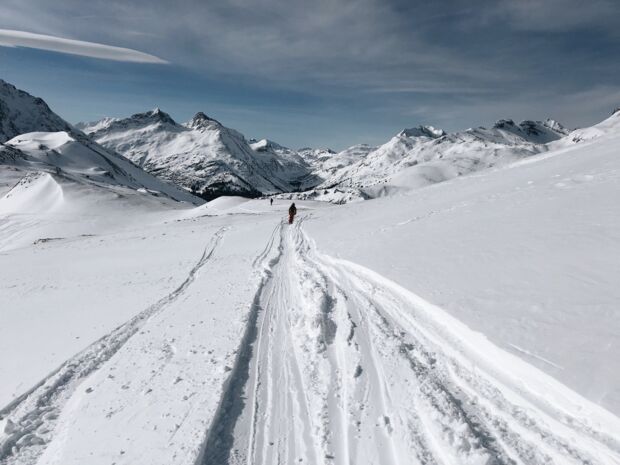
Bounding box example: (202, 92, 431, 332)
(0, 227, 227, 465)
(3, 214, 619, 465)
(196, 216, 620, 465)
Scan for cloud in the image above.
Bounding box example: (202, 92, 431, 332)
(0, 29, 167, 64)
(488, 0, 620, 32)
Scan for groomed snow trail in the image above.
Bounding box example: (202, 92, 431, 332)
(200, 217, 620, 465)
(0, 228, 227, 465)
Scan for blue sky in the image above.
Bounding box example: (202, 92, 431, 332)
(1, 0, 619, 150)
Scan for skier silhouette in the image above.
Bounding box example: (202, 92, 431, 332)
(288, 203, 297, 224)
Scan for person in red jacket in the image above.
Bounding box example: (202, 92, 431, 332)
(288, 202, 297, 224)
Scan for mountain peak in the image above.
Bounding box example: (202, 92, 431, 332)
(0, 78, 74, 143)
(542, 118, 568, 135)
(398, 125, 445, 139)
(251, 138, 288, 152)
(493, 118, 568, 143)
(187, 111, 221, 130)
(493, 119, 516, 129)
(139, 108, 177, 124)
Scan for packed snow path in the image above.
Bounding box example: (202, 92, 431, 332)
(1, 216, 619, 465)
(201, 217, 620, 465)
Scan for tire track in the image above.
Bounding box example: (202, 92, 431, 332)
(0, 227, 227, 465)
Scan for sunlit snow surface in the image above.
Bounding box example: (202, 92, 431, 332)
(1, 113, 620, 465)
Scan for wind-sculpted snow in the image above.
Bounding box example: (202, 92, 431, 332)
(0, 172, 63, 216)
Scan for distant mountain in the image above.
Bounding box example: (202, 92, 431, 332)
(281, 120, 570, 203)
(249, 139, 322, 191)
(0, 79, 199, 204)
(79, 112, 320, 200)
(492, 119, 569, 144)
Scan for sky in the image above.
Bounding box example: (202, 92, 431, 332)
(1, 0, 619, 150)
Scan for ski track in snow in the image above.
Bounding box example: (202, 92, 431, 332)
(197, 216, 620, 465)
(2, 214, 619, 465)
(0, 227, 227, 465)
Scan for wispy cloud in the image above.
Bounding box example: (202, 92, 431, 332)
(0, 29, 167, 64)
(367, 86, 494, 95)
(490, 0, 620, 32)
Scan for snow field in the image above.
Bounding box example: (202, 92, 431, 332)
(1, 109, 619, 465)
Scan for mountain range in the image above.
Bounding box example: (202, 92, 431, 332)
(1, 77, 611, 206)
(77, 111, 320, 200)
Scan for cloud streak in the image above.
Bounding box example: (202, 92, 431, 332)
(0, 29, 167, 64)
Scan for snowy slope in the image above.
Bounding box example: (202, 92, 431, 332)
(1, 132, 198, 204)
(0, 81, 200, 204)
(79, 112, 318, 199)
(560, 108, 620, 144)
(306, 112, 620, 416)
(1, 112, 619, 465)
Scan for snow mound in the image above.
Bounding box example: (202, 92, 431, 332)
(0, 171, 63, 215)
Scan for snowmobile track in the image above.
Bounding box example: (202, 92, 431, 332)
(0, 227, 228, 465)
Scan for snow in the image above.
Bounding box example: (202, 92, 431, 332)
(1, 80, 620, 465)
(304, 117, 620, 416)
(0, 79, 199, 205)
(81, 106, 571, 205)
(0, 80, 73, 143)
(80, 111, 317, 199)
(1, 113, 620, 464)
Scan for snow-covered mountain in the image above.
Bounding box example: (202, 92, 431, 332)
(285, 119, 570, 202)
(0, 79, 74, 142)
(0, 80, 199, 204)
(79, 112, 319, 200)
(78, 100, 573, 205)
(249, 138, 322, 190)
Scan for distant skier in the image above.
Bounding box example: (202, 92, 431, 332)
(270, 198, 273, 206)
(288, 202, 297, 224)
